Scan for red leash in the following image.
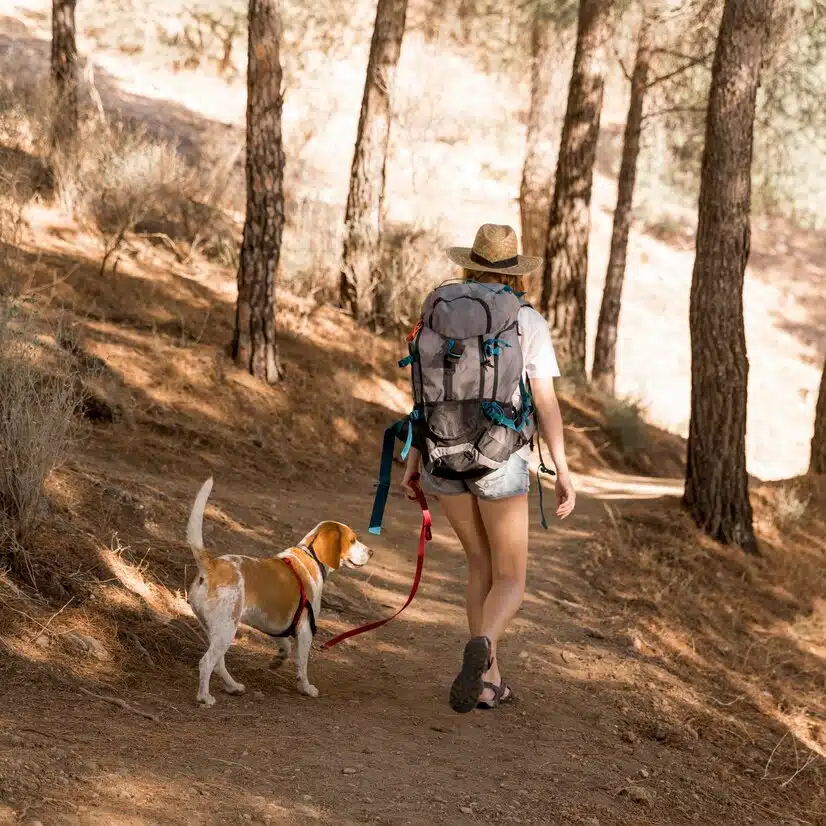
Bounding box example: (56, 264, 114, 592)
(322, 474, 431, 649)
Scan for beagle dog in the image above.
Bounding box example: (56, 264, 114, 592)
(185, 477, 372, 706)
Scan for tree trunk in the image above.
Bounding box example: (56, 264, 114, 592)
(50, 0, 79, 156)
(540, 0, 614, 381)
(232, 0, 285, 383)
(340, 0, 408, 327)
(592, 16, 652, 395)
(519, 6, 576, 304)
(683, 0, 773, 554)
(810, 359, 826, 473)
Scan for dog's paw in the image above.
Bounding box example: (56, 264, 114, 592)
(197, 693, 216, 707)
(299, 683, 319, 698)
(224, 682, 246, 695)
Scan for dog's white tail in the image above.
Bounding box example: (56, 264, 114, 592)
(187, 477, 214, 572)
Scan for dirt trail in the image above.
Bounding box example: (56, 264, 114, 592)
(1, 466, 791, 826)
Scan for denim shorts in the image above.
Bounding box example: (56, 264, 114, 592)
(421, 453, 530, 500)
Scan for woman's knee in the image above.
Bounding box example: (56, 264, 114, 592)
(492, 571, 525, 603)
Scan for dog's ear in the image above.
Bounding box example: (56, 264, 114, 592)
(309, 522, 348, 569)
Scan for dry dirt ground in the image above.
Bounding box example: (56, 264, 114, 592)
(0, 212, 826, 825)
(2, 5, 826, 824)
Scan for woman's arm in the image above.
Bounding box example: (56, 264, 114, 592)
(530, 376, 576, 518)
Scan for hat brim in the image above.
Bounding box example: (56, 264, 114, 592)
(445, 247, 543, 276)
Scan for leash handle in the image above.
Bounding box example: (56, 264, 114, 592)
(322, 475, 430, 650)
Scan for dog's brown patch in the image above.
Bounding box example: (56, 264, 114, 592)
(239, 556, 307, 633)
(205, 558, 240, 599)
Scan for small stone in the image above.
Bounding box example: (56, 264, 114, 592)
(639, 768, 650, 779)
(631, 636, 645, 653)
(34, 634, 51, 649)
(623, 786, 655, 807)
(66, 632, 109, 661)
(518, 650, 529, 659)
(303, 795, 312, 802)
(459, 806, 473, 815)
(9, 734, 23, 747)
(620, 730, 637, 744)
(342, 767, 357, 775)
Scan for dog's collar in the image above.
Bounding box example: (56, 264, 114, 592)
(298, 543, 328, 582)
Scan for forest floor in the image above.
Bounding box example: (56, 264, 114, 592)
(2, 2, 826, 824)
(1, 208, 826, 826)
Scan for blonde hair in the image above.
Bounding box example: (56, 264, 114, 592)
(462, 267, 527, 295)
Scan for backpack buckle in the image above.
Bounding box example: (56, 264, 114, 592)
(446, 339, 465, 358)
(444, 339, 465, 372)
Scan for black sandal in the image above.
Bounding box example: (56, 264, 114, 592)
(476, 680, 514, 710)
(449, 636, 492, 714)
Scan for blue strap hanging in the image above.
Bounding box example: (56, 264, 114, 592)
(368, 412, 420, 535)
(368, 425, 399, 536)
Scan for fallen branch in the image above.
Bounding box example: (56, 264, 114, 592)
(77, 686, 160, 723)
(27, 596, 74, 642)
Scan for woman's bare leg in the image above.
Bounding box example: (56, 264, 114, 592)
(476, 493, 529, 697)
(435, 493, 492, 637)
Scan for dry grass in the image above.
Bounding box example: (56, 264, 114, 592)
(771, 482, 811, 530)
(603, 393, 650, 453)
(0, 300, 83, 555)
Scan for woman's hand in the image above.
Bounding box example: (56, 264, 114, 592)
(555, 473, 576, 519)
(400, 448, 422, 500)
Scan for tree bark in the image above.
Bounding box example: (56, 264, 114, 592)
(540, 0, 614, 381)
(518, 5, 574, 303)
(683, 0, 773, 554)
(592, 16, 652, 395)
(232, 0, 285, 383)
(50, 0, 79, 156)
(340, 0, 408, 327)
(810, 359, 826, 473)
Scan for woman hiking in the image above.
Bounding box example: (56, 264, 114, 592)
(400, 223, 576, 712)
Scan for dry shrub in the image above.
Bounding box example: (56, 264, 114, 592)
(281, 197, 342, 303)
(604, 394, 650, 453)
(0, 171, 32, 293)
(65, 123, 193, 273)
(0, 300, 84, 553)
(378, 223, 448, 331)
(773, 483, 810, 530)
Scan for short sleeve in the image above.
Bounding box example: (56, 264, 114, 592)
(519, 307, 560, 379)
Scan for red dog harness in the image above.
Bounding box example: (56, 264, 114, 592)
(273, 546, 327, 638)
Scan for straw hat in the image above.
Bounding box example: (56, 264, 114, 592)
(445, 224, 542, 276)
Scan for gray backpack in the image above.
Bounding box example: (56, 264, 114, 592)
(400, 281, 535, 479)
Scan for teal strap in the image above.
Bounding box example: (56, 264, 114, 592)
(481, 401, 526, 433)
(399, 354, 415, 368)
(369, 424, 403, 536)
(400, 415, 414, 461)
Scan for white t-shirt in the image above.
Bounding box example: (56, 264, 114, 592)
(514, 306, 560, 459)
